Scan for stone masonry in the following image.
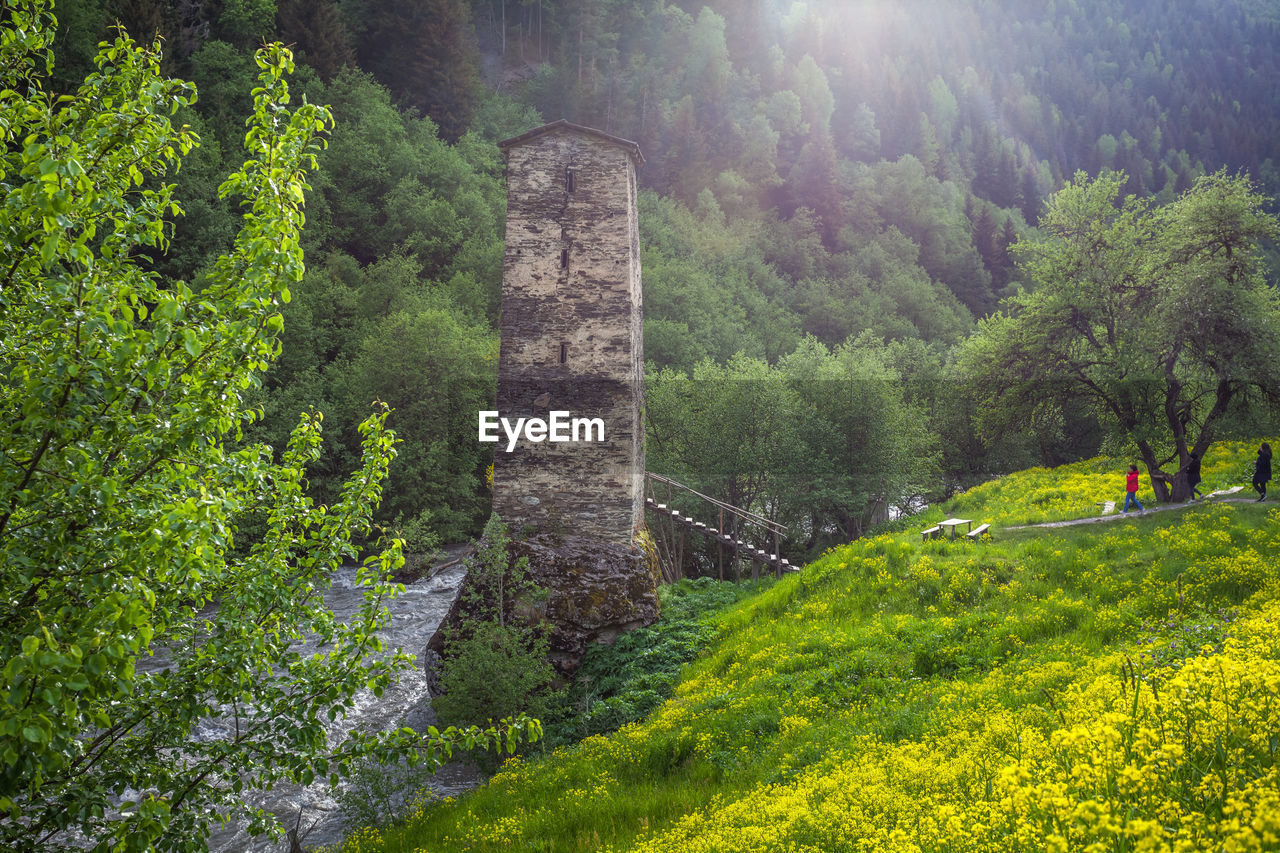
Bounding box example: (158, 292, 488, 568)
(492, 120, 645, 544)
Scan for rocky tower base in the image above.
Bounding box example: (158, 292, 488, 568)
(427, 532, 660, 679)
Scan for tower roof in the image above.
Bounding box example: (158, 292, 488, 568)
(498, 119, 644, 167)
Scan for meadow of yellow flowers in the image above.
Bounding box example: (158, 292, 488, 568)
(338, 440, 1280, 853)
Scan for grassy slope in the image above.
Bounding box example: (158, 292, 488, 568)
(342, 440, 1280, 853)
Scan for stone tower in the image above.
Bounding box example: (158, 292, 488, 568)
(491, 120, 645, 544)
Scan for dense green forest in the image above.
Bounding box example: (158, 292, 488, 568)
(47, 0, 1280, 556)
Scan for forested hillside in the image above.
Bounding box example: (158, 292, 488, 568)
(327, 445, 1280, 853)
(48, 0, 1280, 554)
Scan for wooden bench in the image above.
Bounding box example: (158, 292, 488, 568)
(967, 523, 991, 540)
(922, 525, 941, 541)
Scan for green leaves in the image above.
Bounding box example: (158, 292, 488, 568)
(646, 339, 933, 556)
(0, 8, 485, 850)
(965, 170, 1280, 499)
(433, 516, 558, 739)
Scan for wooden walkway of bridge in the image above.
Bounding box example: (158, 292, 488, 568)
(644, 472, 797, 580)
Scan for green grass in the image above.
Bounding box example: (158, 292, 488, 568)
(935, 438, 1275, 527)
(329, 442, 1280, 853)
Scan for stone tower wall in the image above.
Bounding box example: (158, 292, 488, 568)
(492, 125, 645, 543)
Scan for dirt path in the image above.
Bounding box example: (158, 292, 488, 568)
(1005, 494, 1261, 530)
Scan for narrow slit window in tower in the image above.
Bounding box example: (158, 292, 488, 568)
(559, 342, 569, 364)
(560, 248, 569, 269)
(566, 168, 576, 192)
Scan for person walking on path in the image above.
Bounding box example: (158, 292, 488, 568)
(1253, 443, 1272, 501)
(1187, 451, 1204, 500)
(1123, 464, 1144, 513)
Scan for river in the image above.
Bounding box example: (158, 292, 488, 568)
(190, 550, 479, 852)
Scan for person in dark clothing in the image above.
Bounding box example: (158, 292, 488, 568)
(1186, 451, 1203, 500)
(1254, 443, 1273, 501)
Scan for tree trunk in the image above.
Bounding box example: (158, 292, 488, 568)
(1166, 469, 1192, 502)
(1140, 452, 1197, 503)
(1148, 469, 1172, 503)
(1136, 441, 1171, 503)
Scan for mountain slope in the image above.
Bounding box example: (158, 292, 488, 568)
(335, 439, 1280, 852)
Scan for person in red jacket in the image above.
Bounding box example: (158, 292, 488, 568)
(1123, 464, 1144, 513)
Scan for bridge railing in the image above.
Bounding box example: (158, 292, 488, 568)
(644, 472, 790, 580)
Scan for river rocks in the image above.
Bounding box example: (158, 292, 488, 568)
(421, 649, 443, 697)
(427, 532, 660, 677)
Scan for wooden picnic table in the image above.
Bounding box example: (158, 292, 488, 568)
(938, 518, 974, 540)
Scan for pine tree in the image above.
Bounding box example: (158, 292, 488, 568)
(788, 128, 843, 248)
(1020, 167, 1041, 223)
(355, 0, 483, 141)
(917, 112, 941, 175)
(277, 0, 354, 81)
(996, 216, 1018, 288)
(971, 202, 998, 275)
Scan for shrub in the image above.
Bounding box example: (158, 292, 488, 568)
(433, 516, 559, 731)
(434, 620, 559, 728)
